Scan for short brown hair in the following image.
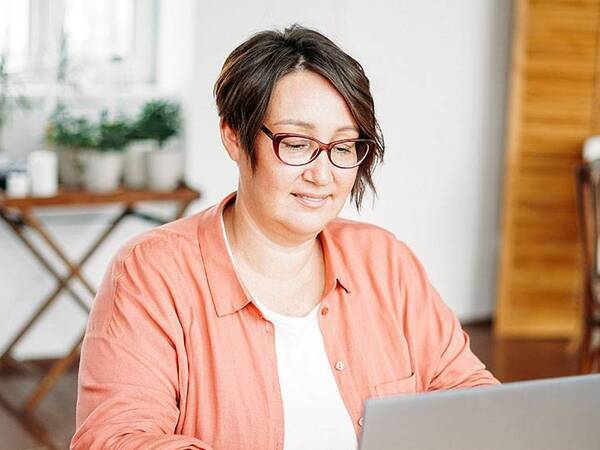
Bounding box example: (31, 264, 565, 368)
(214, 24, 384, 209)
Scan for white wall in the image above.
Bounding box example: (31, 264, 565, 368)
(0, 0, 512, 359)
(185, 0, 513, 319)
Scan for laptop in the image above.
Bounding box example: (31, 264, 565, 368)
(359, 374, 600, 450)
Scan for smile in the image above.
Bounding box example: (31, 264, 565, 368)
(292, 193, 330, 208)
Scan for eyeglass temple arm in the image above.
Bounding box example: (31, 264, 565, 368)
(261, 125, 274, 139)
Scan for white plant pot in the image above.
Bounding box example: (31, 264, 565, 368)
(80, 151, 124, 193)
(161, 136, 181, 152)
(56, 146, 84, 187)
(146, 149, 183, 192)
(124, 140, 159, 189)
(28, 149, 58, 197)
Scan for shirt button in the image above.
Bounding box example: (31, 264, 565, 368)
(358, 417, 364, 427)
(321, 306, 329, 316)
(334, 361, 345, 371)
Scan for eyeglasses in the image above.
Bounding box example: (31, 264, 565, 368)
(260, 125, 373, 169)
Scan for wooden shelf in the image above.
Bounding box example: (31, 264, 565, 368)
(0, 183, 201, 210)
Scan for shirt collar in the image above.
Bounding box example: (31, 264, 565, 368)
(197, 192, 352, 318)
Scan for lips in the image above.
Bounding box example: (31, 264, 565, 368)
(291, 192, 331, 207)
(293, 193, 329, 200)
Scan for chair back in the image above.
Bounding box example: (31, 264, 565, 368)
(576, 161, 600, 322)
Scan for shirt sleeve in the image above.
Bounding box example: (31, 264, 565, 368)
(70, 240, 213, 450)
(397, 240, 500, 391)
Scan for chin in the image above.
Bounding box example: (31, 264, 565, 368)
(284, 219, 328, 238)
(271, 194, 346, 237)
(280, 208, 338, 237)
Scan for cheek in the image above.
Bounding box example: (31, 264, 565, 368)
(253, 143, 295, 190)
(259, 165, 295, 194)
(339, 169, 359, 194)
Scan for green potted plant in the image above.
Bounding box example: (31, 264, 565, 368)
(45, 104, 96, 187)
(79, 111, 132, 193)
(127, 99, 184, 191)
(131, 99, 181, 146)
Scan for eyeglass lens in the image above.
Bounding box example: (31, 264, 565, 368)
(278, 136, 369, 167)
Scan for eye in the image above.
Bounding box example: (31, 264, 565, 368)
(280, 138, 312, 151)
(288, 143, 309, 150)
(333, 144, 355, 153)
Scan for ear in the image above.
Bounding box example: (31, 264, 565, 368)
(219, 118, 243, 163)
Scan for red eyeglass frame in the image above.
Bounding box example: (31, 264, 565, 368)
(260, 125, 373, 169)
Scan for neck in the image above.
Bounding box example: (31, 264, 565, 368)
(222, 196, 320, 281)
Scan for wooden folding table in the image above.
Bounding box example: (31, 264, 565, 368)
(0, 184, 200, 413)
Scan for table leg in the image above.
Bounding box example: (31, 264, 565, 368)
(20, 211, 98, 297)
(174, 200, 194, 220)
(0, 208, 131, 366)
(1, 201, 194, 413)
(0, 208, 131, 411)
(23, 332, 85, 414)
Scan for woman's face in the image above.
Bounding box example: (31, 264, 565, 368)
(225, 70, 360, 243)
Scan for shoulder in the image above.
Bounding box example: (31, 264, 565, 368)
(326, 217, 414, 258)
(326, 217, 396, 246)
(325, 217, 427, 281)
(111, 213, 204, 277)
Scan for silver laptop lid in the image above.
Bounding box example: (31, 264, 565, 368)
(359, 374, 600, 450)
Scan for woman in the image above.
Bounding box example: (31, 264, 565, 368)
(71, 25, 498, 450)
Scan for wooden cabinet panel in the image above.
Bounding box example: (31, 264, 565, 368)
(495, 0, 600, 337)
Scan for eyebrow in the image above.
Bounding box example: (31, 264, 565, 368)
(271, 119, 359, 133)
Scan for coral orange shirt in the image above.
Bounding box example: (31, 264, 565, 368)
(71, 192, 498, 450)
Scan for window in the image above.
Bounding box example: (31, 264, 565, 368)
(0, 0, 30, 73)
(0, 0, 157, 85)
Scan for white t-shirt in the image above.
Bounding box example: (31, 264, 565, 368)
(221, 214, 358, 450)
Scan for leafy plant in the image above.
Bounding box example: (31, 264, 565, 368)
(131, 100, 181, 146)
(45, 99, 182, 153)
(96, 111, 132, 152)
(45, 104, 97, 149)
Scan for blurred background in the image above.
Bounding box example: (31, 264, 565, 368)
(1, 0, 599, 448)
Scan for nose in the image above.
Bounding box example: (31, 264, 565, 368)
(303, 149, 333, 186)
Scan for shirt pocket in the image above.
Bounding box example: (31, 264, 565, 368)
(372, 372, 417, 398)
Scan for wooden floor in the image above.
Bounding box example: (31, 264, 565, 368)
(0, 322, 580, 450)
